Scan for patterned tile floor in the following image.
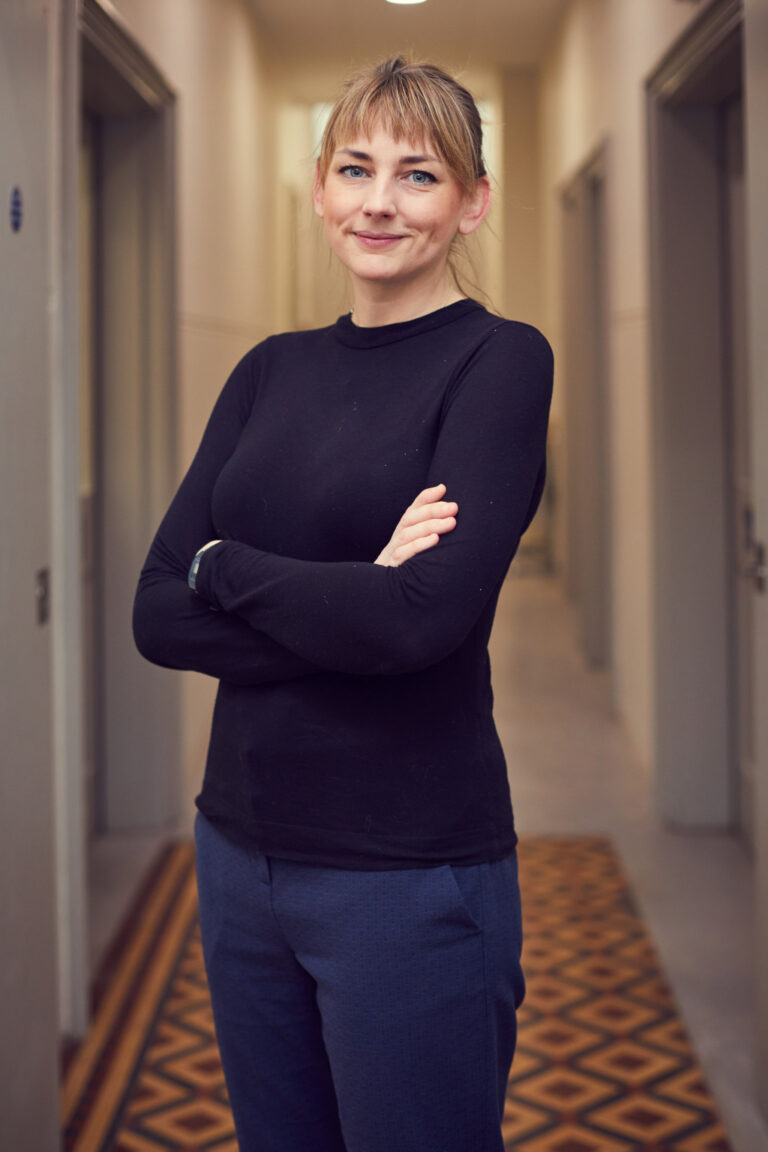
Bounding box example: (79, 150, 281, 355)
(503, 838, 731, 1152)
(61, 836, 733, 1152)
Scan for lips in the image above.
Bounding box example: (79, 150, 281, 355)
(353, 231, 405, 249)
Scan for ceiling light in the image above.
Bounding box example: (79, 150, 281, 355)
(386, 0, 428, 5)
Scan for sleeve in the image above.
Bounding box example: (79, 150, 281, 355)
(132, 347, 322, 686)
(194, 323, 553, 676)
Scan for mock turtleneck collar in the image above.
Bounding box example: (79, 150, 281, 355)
(334, 298, 482, 349)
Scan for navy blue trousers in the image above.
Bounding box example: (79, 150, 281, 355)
(194, 812, 525, 1152)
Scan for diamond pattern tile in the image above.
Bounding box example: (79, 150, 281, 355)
(519, 1019, 604, 1062)
(657, 1067, 722, 1111)
(514, 1065, 618, 1113)
(673, 1125, 734, 1151)
(507, 838, 732, 1152)
(139, 1098, 235, 1145)
(525, 972, 593, 1013)
(161, 1048, 226, 1092)
(61, 836, 733, 1152)
(515, 1122, 635, 1151)
(586, 1094, 705, 1143)
(639, 1017, 697, 1057)
(142, 1020, 203, 1064)
(502, 1096, 554, 1143)
(175, 1001, 218, 1040)
(563, 955, 646, 993)
(575, 1038, 682, 1088)
(124, 1070, 190, 1118)
(523, 941, 582, 971)
(109, 1131, 169, 1152)
(507, 1047, 549, 1082)
(567, 993, 662, 1037)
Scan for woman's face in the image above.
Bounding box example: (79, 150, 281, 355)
(313, 125, 489, 296)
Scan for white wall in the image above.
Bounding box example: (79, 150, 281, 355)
(502, 69, 542, 330)
(539, 0, 704, 769)
(113, 0, 278, 815)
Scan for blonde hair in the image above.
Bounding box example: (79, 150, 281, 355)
(317, 57, 486, 196)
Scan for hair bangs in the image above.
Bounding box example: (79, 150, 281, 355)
(318, 58, 485, 195)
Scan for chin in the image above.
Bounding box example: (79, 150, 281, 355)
(346, 260, 406, 283)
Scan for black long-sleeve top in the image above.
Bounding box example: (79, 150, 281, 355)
(133, 300, 553, 868)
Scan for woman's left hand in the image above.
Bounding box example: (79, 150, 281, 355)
(375, 483, 458, 568)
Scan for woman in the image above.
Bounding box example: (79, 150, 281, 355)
(134, 56, 552, 1152)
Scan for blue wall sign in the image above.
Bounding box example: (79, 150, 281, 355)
(10, 186, 23, 232)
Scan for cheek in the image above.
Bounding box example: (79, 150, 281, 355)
(422, 211, 460, 247)
(324, 196, 355, 233)
(323, 217, 351, 264)
(413, 195, 465, 241)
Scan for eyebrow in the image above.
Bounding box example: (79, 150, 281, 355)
(336, 147, 439, 164)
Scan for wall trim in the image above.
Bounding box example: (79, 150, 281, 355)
(647, 0, 742, 102)
(79, 0, 174, 112)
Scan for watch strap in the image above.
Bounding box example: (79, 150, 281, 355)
(188, 540, 222, 593)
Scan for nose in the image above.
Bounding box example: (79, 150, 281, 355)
(363, 176, 396, 217)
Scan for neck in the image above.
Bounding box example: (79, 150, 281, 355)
(349, 279, 463, 328)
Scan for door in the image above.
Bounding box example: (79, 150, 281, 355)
(722, 95, 757, 853)
(561, 152, 612, 672)
(80, 113, 102, 836)
(646, 12, 743, 827)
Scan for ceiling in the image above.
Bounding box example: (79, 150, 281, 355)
(247, 0, 568, 70)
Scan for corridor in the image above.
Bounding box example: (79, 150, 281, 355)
(4, 0, 768, 1148)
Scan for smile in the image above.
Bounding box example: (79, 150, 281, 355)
(352, 232, 406, 250)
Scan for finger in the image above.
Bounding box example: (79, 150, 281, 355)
(403, 500, 458, 526)
(410, 483, 446, 508)
(392, 533, 440, 565)
(408, 532, 442, 555)
(399, 516, 456, 544)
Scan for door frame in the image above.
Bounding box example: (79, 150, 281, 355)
(559, 143, 613, 676)
(743, 0, 768, 1115)
(646, 0, 743, 828)
(55, 0, 178, 1036)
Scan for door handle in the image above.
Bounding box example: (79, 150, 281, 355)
(741, 540, 766, 593)
(741, 505, 766, 593)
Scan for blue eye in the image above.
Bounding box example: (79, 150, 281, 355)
(340, 165, 366, 178)
(407, 170, 436, 185)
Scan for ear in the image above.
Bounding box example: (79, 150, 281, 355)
(457, 175, 491, 236)
(312, 164, 325, 218)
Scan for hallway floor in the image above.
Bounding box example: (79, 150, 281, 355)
(491, 573, 767, 1152)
